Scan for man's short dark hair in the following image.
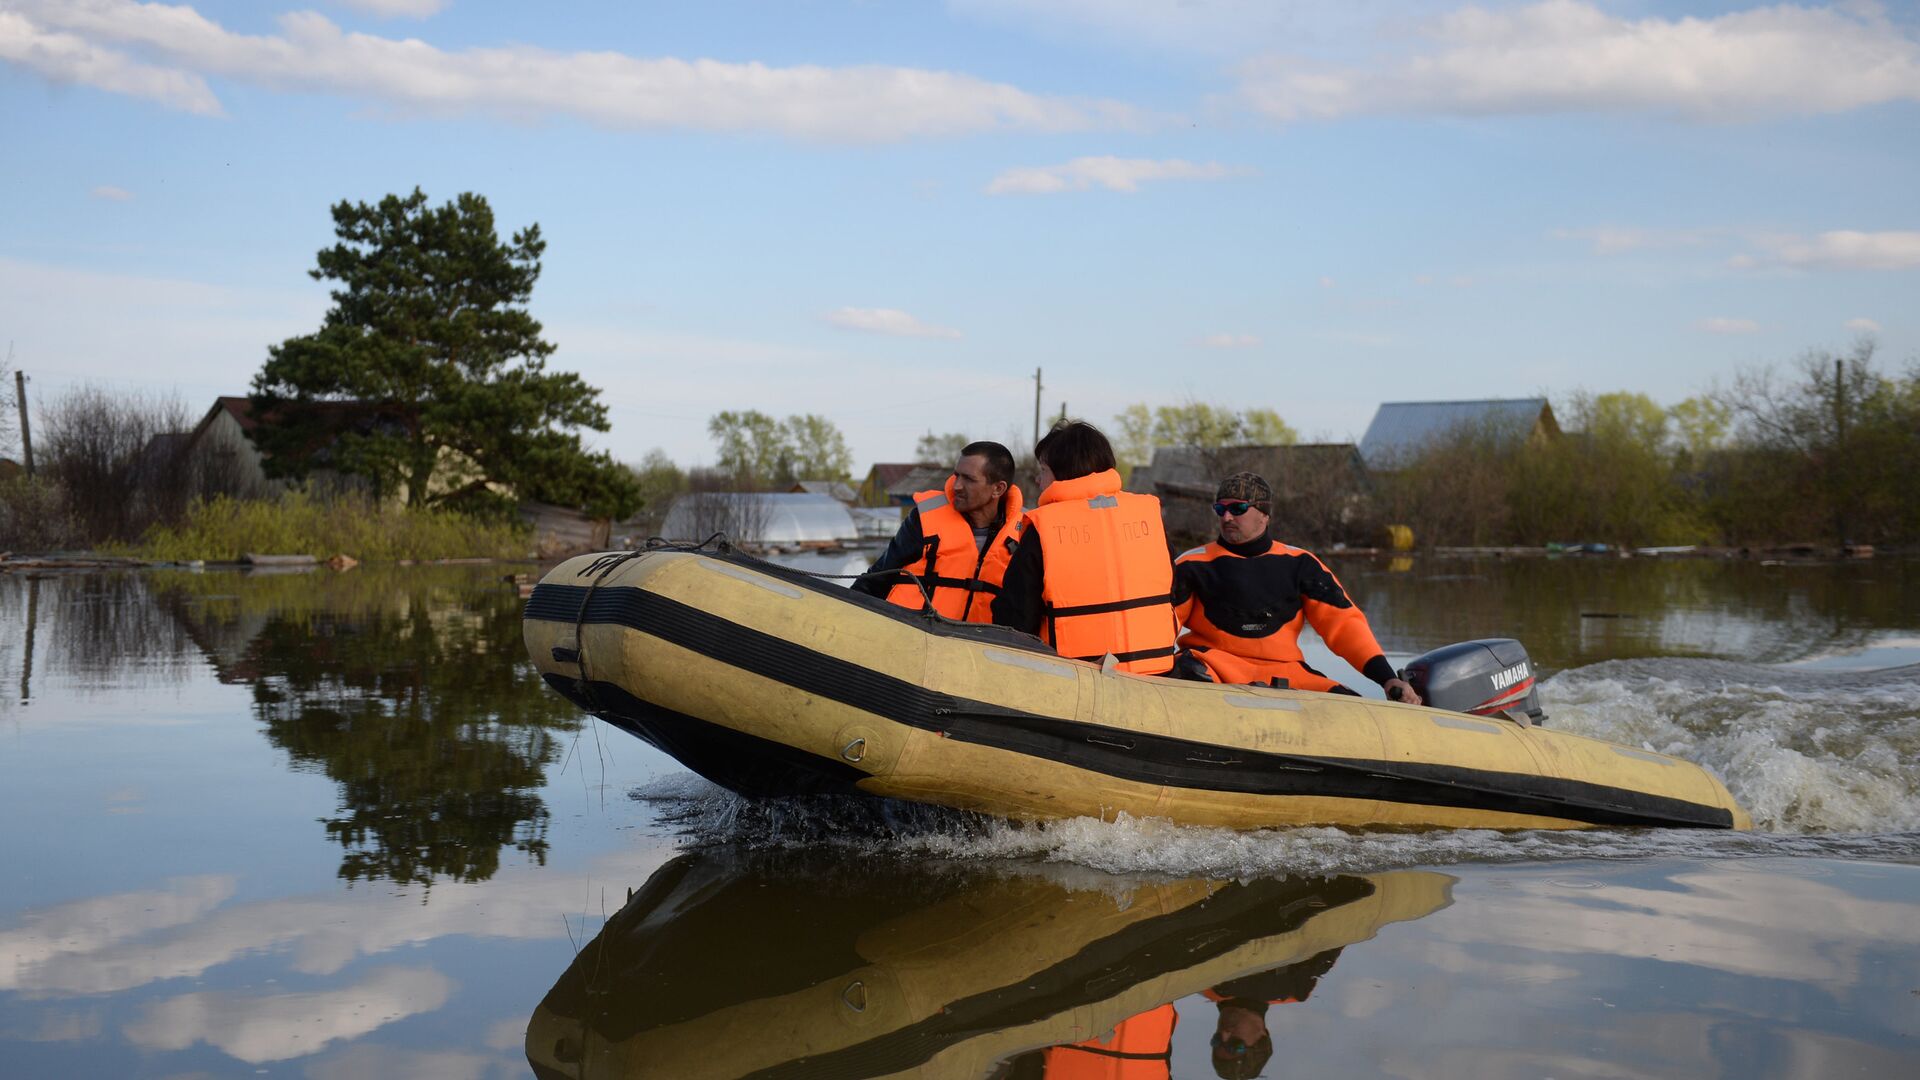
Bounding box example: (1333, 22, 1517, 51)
(960, 440, 1015, 486)
(1033, 420, 1116, 481)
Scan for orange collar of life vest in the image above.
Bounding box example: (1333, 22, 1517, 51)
(1037, 468, 1122, 507)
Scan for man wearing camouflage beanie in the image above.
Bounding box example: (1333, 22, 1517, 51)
(1170, 471, 1421, 704)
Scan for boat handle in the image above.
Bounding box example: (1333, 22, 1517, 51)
(841, 738, 867, 763)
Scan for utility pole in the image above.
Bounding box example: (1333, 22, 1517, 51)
(1031, 367, 1043, 450)
(14, 368, 31, 477)
(1834, 357, 1848, 546)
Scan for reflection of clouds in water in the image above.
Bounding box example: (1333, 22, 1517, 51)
(304, 1042, 513, 1080)
(1770, 1028, 1920, 1079)
(1389, 939, 1581, 993)
(483, 1016, 527, 1050)
(0, 839, 673, 997)
(0, 875, 236, 992)
(1437, 868, 1920, 985)
(1317, 864, 1920, 1080)
(1369, 1008, 1912, 1080)
(122, 966, 452, 1064)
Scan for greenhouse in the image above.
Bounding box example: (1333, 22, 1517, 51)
(660, 492, 866, 549)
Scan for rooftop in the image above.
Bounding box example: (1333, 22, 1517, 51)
(1358, 399, 1555, 466)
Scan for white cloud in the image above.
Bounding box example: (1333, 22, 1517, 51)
(1238, 1, 1920, 122)
(1318, 275, 1336, 288)
(123, 966, 453, 1063)
(0, 11, 222, 115)
(0, 0, 1139, 141)
(825, 307, 962, 340)
(1697, 316, 1760, 334)
(1748, 230, 1920, 270)
(987, 156, 1248, 195)
(336, 0, 449, 18)
(948, 0, 1401, 57)
(88, 184, 131, 201)
(1199, 333, 1260, 348)
(1845, 316, 1882, 332)
(1556, 226, 1920, 272)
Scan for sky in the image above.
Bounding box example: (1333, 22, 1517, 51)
(2, 0, 1916, 471)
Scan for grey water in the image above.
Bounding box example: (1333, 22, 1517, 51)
(1, 555, 1917, 1077)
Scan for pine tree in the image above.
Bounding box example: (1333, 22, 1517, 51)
(253, 189, 639, 519)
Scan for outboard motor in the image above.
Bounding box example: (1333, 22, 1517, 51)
(1400, 639, 1546, 724)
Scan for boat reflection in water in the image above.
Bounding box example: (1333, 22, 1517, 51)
(527, 853, 1452, 1079)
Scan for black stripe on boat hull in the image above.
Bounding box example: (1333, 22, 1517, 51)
(529, 582, 1734, 829)
(541, 673, 868, 798)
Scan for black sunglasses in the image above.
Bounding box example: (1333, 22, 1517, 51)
(1212, 501, 1259, 517)
(1211, 1033, 1250, 1057)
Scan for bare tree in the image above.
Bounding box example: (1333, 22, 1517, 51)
(663, 467, 773, 550)
(37, 384, 193, 543)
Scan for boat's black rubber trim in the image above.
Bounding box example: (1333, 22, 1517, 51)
(528, 583, 1735, 829)
(581, 549, 1057, 653)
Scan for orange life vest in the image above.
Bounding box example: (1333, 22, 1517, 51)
(1173, 540, 1384, 689)
(1039, 1004, 1176, 1080)
(1022, 469, 1177, 675)
(886, 478, 1024, 623)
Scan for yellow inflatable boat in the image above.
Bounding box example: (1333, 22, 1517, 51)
(523, 548, 1749, 831)
(526, 852, 1453, 1079)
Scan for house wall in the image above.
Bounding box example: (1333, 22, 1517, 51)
(190, 410, 278, 499)
(519, 501, 609, 558)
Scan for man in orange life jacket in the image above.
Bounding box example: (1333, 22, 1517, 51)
(1172, 472, 1421, 704)
(992, 420, 1178, 676)
(853, 441, 1024, 623)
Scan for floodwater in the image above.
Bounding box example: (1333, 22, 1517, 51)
(2, 554, 1917, 1078)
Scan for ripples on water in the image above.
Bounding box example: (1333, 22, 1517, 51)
(637, 650, 1920, 876)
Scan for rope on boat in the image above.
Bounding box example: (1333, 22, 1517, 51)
(568, 548, 648, 714)
(550, 535, 961, 715)
(636, 532, 950, 623)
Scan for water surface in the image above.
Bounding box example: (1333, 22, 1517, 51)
(2, 555, 1917, 1077)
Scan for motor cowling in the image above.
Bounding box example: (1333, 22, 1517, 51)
(1400, 639, 1546, 723)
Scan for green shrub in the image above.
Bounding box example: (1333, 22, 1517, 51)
(131, 492, 531, 562)
(0, 475, 80, 551)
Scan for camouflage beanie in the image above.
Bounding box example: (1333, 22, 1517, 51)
(1215, 472, 1272, 508)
